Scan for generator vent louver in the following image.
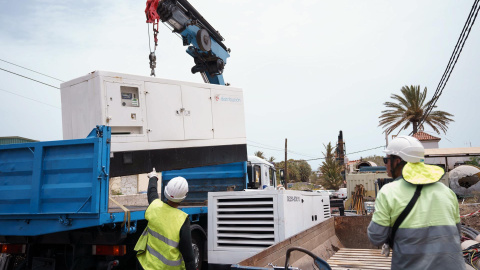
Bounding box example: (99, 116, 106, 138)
(324, 205, 331, 219)
(215, 197, 275, 248)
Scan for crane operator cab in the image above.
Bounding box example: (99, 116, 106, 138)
(246, 156, 277, 189)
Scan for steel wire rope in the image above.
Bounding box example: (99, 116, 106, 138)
(416, 0, 480, 133)
(0, 68, 60, 89)
(148, 23, 153, 53)
(0, 58, 64, 82)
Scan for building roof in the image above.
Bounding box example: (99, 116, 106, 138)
(424, 147, 480, 157)
(346, 159, 360, 165)
(413, 131, 441, 141)
(0, 136, 38, 145)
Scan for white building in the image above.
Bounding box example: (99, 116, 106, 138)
(413, 131, 480, 171)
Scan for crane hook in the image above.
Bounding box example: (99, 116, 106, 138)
(149, 52, 157, 77)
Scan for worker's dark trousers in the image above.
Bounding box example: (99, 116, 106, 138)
(136, 260, 145, 270)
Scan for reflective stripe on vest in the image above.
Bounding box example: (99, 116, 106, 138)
(146, 244, 183, 267)
(147, 227, 179, 248)
(134, 200, 188, 270)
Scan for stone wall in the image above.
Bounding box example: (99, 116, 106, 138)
(110, 175, 138, 195)
(109, 173, 161, 195)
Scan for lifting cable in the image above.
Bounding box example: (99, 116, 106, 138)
(146, 0, 160, 76)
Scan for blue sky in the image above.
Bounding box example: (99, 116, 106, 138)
(1, 0, 479, 170)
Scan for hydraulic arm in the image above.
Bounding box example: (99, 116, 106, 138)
(146, 0, 230, 85)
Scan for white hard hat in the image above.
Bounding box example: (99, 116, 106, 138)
(383, 135, 425, 163)
(164, 176, 188, 203)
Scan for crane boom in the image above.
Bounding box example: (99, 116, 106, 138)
(146, 0, 230, 85)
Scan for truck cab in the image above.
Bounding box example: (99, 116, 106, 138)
(246, 155, 277, 189)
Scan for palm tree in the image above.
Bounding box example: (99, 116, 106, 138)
(254, 151, 266, 159)
(379, 85, 454, 135)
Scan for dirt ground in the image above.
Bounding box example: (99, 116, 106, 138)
(459, 203, 480, 232)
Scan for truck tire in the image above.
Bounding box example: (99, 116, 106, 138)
(192, 233, 204, 270)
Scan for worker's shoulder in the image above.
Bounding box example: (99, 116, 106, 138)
(380, 178, 403, 192)
(151, 198, 164, 206)
(429, 181, 448, 189)
(426, 181, 457, 196)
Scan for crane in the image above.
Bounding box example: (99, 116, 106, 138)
(146, 0, 230, 85)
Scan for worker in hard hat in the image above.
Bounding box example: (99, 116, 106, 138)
(367, 135, 464, 270)
(134, 168, 195, 270)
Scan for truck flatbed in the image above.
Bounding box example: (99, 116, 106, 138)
(327, 248, 392, 270)
(232, 216, 385, 270)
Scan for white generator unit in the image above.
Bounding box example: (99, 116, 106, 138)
(207, 190, 330, 265)
(60, 71, 247, 176)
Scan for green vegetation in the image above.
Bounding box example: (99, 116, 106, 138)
(379, 85, 454, 135)
(287, 182, 316, 191)
(466, 157, 480, 167)
(318, 142, 343, 190)
(275, 159, 312, 183)
(254, 151, 266, 159)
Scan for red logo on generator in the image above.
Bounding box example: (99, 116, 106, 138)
(215, 95, 220, 101)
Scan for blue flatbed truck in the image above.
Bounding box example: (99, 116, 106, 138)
(0, 126, 248, 270)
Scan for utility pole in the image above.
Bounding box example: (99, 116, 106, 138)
(336, 131, 346, 184)
(284, 138, 288, 184)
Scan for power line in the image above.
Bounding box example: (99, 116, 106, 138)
(283, 145, 387, 162)
(249, 138, 386, 161)
(247, 143, 285, 152)
(346, 145, 385, 156)
(0, 68, 60, 89)
(287, 149, 318, 159)
(416, 0, 480, 133)
(419, 129, 454, 144)
(247, 143, 317, 159)
(247, 140, 283, 151)
(247, 139, 318, 158)
(0, 58, 64, 82)
(0, 88, 60, 109)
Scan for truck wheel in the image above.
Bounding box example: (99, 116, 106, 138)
(192, 234, 204, 270)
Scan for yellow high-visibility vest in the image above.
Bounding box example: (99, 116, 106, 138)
(134, 199, 188, 270)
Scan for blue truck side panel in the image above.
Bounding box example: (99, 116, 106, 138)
(162, 161, 247, 203)
(0, 126, 243, 238)
(0, 126, 113, 236)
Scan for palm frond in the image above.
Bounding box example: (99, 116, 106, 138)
(379, 85, 453, 135)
